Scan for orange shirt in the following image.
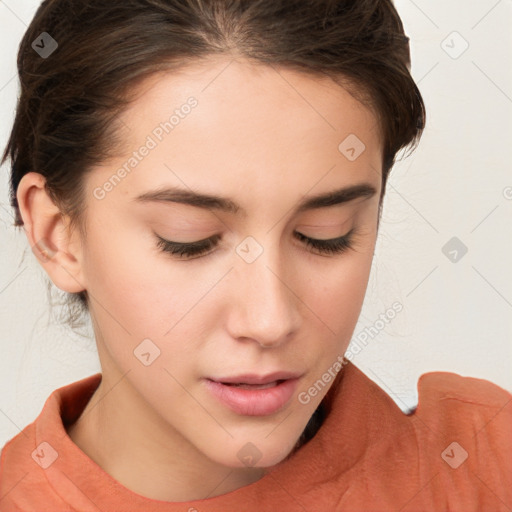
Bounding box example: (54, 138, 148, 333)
(1, 361, 511, 511)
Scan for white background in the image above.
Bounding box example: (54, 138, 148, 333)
(1, 0, 511, 447)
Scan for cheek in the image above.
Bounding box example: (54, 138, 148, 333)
(315, 269, 371, 341)
(81, 218, 202, 343)
(303, 240, 375, 324)
(296, 248, 375, 374)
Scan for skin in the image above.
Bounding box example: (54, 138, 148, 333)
(16, 56, 383, 502)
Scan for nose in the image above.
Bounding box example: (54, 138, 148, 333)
(227, 248, 301, 349)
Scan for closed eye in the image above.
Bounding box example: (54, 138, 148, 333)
(155, 229, 357, 260)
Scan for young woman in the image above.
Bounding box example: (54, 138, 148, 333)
(1, 0, 510, 510)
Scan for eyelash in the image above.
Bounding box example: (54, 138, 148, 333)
(155, 229, 356, 260)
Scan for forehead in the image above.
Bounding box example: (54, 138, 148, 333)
(123, 56, 379, 139)
(95, 56, 382, 205)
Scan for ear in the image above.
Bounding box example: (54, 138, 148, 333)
(16, 172, 86, 294)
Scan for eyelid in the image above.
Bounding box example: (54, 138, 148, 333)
(155, 228, 356, 260)
(155, 233, 217, 246)
(296, 219, 352, 234)
(156, 230, 348, 246)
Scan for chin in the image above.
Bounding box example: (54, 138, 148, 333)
(211, 433, 300, 470)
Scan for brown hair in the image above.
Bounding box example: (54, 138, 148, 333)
(2, 0, 425, 326)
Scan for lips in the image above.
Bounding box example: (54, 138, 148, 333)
(204, 371, 302, 416)
(223, 381, 282, 390)
(209, 371, 302, 385)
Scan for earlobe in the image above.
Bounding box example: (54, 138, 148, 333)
(16, 172, 86, 294)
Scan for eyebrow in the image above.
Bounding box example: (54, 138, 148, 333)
(132, 183, 378, 217)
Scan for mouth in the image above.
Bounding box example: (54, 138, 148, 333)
(204, 373, 301, 416)
(220, 380, 285, 390)
(208, 371, 302, 386)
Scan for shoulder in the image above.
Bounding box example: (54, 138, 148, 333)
(0, 374, 102, 507)
(413, 370, 512, 428)
(412, 369, 512, 438)
(410, 370, 512, 502)
(417, 370, 512, 406)
(0, 421, 43, 503)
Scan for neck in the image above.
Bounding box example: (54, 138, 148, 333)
(66, 375, 266, 502)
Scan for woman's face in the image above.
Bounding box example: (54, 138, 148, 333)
(73, 57, 382, 473)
